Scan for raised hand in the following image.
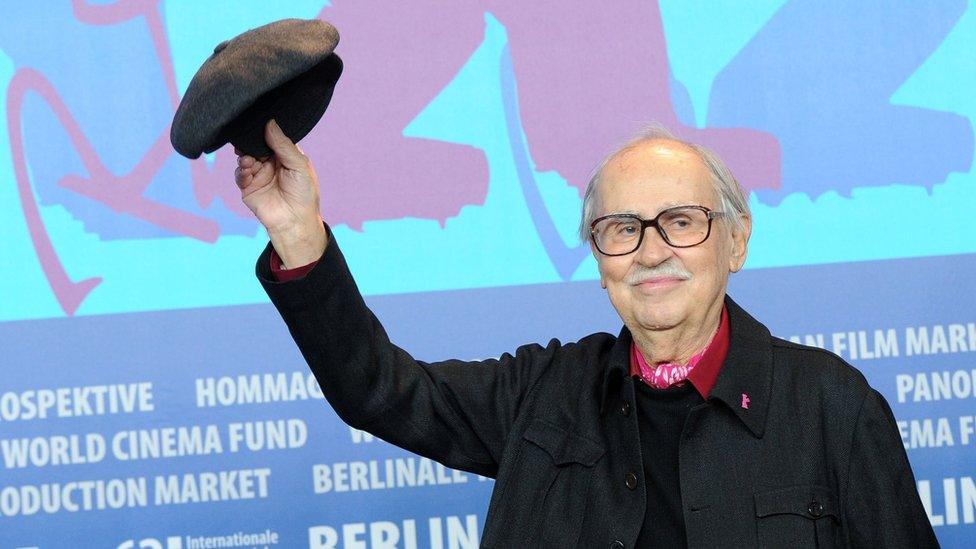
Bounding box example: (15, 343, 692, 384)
(236, 120, 327, 268)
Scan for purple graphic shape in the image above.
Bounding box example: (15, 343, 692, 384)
(7, 69, 102, 316)
(3, 1, 260, 315)
(488, 1, 781, 194)
(708, 0, 973, 201)
(303, 2, 490, 230)
(0, 0, 253, 238)
(300, 1, 779, 250)
(1, 0, 783, 315)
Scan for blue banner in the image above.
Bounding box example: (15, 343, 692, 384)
(1, 1, 973, 547)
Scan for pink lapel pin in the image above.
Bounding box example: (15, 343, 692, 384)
(741, 393, 750, 409)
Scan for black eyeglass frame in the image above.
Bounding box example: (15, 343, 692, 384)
(589, 205, 725, 256)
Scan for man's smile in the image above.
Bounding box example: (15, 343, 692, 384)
(632, 276, 685, 292)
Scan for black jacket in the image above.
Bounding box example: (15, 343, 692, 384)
(258, 238, 938, 548)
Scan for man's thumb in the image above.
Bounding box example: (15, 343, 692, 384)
(264, 119, 306, 169)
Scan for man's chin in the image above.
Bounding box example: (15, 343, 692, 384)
(632, 309, 684, 333)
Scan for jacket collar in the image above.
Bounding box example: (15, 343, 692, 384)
(600, 295, 774, 439)
(600, 326, 632, 415)
(707, 297, 774, 438)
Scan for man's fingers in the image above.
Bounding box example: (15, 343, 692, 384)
(234, 166, 249, 189)
(264, 119, 308, 170)
(237, 154, 256, 169)
(251, 155, 276, 185)
(235, 155, 276, 193)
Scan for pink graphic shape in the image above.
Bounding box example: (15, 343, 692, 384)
(8, 1, 260, 315)
(741, 393, 750, 409)
(7, 70, 102, 316)
(489, 1, 781, 193)
(72, 1, 180, 111)
(7, 68, 231, 315)
(305, 1, 490, 230)
(10, 1, 782, 316)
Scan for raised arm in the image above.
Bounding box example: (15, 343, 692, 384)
(238, 121, 555, 476)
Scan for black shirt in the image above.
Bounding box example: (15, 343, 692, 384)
(634, 380, 704, 548)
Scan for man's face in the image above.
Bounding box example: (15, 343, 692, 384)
(593, 140, 750, 336)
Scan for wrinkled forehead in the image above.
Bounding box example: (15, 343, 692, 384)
(597, 139, 717, 214)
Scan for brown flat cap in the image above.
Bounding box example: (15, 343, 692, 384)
(171, 18, 342, 159)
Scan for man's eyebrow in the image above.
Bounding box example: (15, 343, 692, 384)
(659, 201, 693, 209)
(604, 203, 697, 217)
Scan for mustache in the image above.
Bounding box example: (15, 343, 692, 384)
(625, 261, 692, 285)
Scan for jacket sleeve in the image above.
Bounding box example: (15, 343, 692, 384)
(255, 232, 555, 478)
(844, 388, 940, 548)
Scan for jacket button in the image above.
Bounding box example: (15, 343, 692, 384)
(619, 402, 630, 416)
(625, 472, 638, 490)
(610, 541, 625, 549)
(808, 500, 824, 518)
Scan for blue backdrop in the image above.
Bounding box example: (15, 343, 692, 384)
(1, 1, 974, 547)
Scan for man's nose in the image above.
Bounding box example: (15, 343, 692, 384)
(635, 226, 675, 266)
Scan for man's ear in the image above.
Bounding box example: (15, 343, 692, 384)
(728, 215, 752, 273)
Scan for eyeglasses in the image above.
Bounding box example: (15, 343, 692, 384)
(590, 205, 725, 256)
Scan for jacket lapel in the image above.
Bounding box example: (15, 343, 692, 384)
(706, 296, 775, 438)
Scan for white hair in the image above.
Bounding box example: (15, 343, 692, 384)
(578, 123, 751, 242)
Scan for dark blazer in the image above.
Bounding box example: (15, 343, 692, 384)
(258, 238, 938, 548)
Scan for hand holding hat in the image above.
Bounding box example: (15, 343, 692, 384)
(235, 120, 326, 268)
(172, 18, 340, 265)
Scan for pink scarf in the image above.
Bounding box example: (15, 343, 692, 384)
(631, 338, 711, 389)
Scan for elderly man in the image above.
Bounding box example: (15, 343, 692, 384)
(237, 120, 938, 548)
